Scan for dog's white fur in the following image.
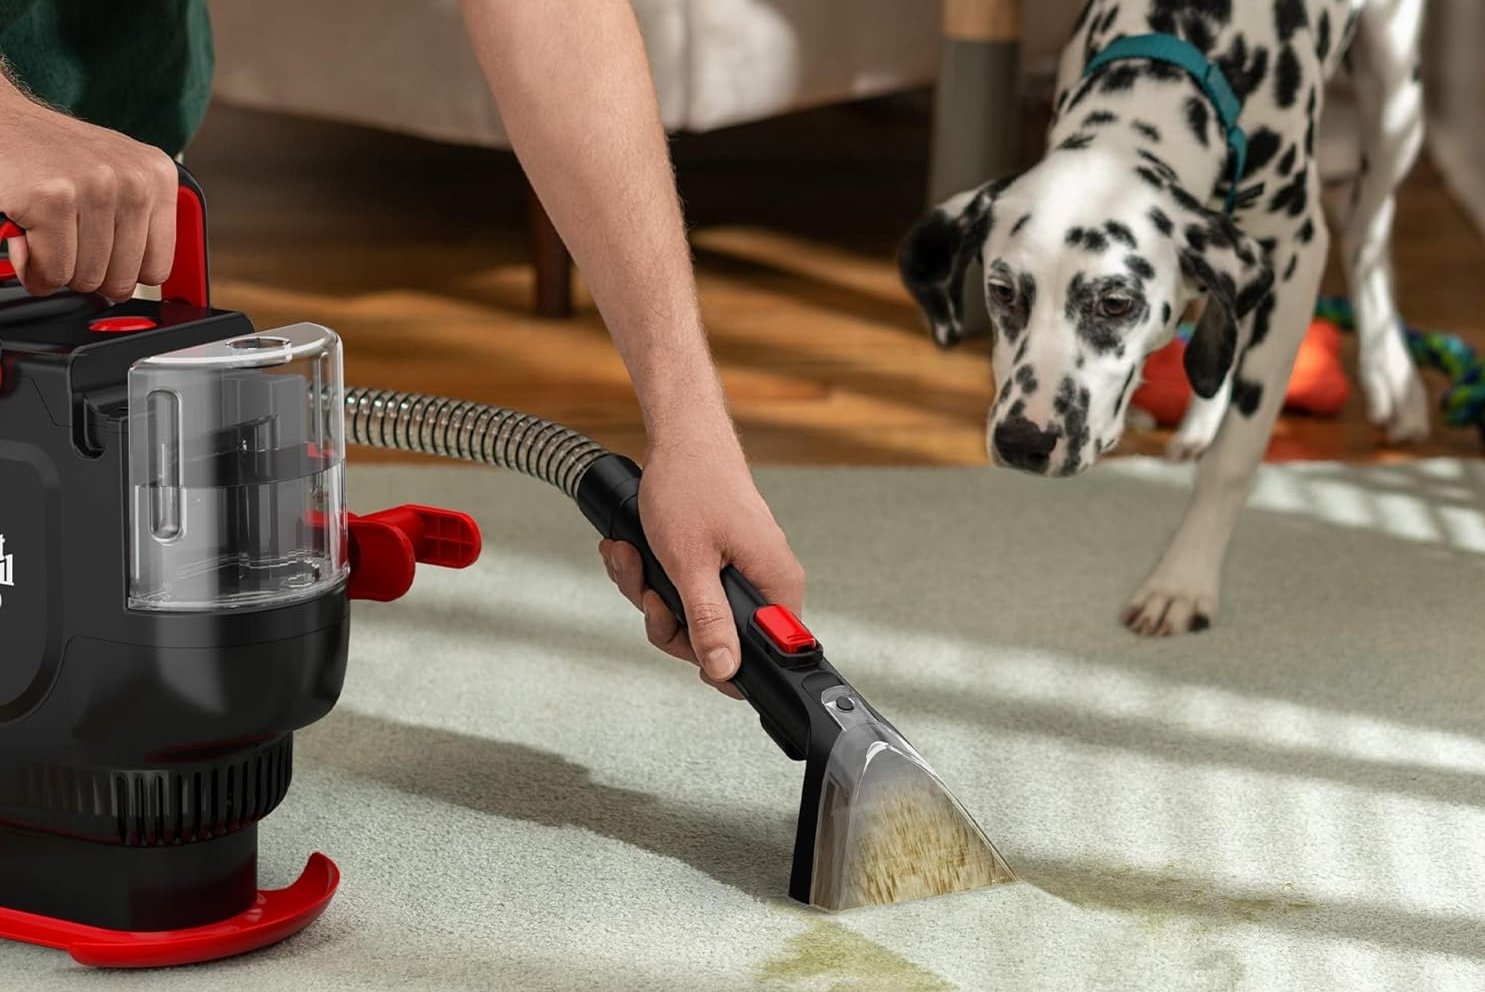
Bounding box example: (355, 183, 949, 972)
(900, 0, 1428, 636)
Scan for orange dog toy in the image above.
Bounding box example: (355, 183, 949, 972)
(1130, 317, 1350, 426)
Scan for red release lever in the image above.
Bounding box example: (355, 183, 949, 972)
(347, 504, 483, 602)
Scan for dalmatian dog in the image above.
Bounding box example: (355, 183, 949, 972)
(899, 0, 1429, 636)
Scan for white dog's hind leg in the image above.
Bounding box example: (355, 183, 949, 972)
(1125, 222, 1330, 636)
(1167, 372, 1233, 462)
(1343, 0, 1429, 443)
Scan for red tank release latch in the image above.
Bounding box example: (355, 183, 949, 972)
(347, 504, 483, 602)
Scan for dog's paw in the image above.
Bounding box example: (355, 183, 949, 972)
(1361, 341, 1431, 445)
(1121, 577, 1219, 637)
(1165, 396, 1226, 463)
(1165, 430, 1213, 463)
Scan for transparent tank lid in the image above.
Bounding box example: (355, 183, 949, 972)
(126, 323, 349, 612)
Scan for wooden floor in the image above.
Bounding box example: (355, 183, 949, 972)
(186, 97, 1485, 466)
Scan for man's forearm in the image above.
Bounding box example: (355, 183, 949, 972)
(459, 0, 732, 445)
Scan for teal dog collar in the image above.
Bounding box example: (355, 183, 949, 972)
(1084, 33, 1249, 214)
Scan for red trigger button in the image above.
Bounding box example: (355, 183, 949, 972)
(753, 605, 817, 653)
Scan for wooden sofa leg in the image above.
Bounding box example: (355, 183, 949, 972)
(527, 181, 573, 318)
(928, 0, 1022, 337)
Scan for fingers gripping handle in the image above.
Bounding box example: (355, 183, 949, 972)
(575, 454, 841, 761)
(0, 162, 209, 307)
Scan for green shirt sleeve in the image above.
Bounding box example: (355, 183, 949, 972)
(0, 0, 213, 157)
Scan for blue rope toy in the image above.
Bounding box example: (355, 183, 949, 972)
(1314, 296, 1485, 445)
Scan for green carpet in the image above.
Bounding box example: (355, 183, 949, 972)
(7, 457, 1484, 990)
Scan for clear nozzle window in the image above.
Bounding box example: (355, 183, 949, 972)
(126, 323, 349, 612)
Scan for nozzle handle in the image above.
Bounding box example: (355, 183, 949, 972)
(575, 453, 843, 761)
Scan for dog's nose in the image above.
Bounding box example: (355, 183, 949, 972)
(992, 415, 1059, 471)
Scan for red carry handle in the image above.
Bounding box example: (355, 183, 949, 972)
(0, 162, 209, 308)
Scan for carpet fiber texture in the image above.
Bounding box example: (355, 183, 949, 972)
(7, 457, 1484, 991)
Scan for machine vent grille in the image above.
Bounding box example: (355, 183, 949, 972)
(20, 736, 294, 846)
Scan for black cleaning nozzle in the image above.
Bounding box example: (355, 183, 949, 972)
(573, 453, 1016, 910)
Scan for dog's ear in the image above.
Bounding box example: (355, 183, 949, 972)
(1175, 208, 1274, 398)
(897, 176, 1016, 348)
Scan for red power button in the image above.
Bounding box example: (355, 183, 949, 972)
(753, 605, 817, 654)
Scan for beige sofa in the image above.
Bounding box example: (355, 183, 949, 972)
(210, 0, 943, 147)
(209, 0, 945, 313)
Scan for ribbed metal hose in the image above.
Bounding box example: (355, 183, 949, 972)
(343, 387, 610, 498)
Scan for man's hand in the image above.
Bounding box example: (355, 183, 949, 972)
(599, 429, 805, 700)
(0, 72, 178, 299)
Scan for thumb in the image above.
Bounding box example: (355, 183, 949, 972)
(674, 569, 742, 682)
(7, 236, 27, 280)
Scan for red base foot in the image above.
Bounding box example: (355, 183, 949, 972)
(0, 852, 340, 969)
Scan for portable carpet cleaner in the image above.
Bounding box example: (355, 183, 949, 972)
(0, 169, 1014, 969)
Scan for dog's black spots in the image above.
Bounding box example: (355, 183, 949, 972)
(1076, 353, 1086, 369)
(1011, 213, 1033, 236)
(1055, 89, 1071, 113)
(1067, 227, 1110, 253)
(1136, 149, 1178, 184)
(1057, 380, 1094, 477)
(1144, 62, 1185, 83)
(1060, 132, 1096, 151)
(1169, 184, 1203, 213)
(1189, 613, 1212, 633)
(1185, 224, 1210, 254)
(1215, 33, 1271, 101)
(1185, 95, 1211, 146)
(1054, 376, 1076, 415)
(1098, 4, 1120, 35)
(987, 261, 1037, 343)
(1014, 363, 1039, 397)
(1083, 109, 1119, 128)
(1233, 377, 1264, 417)
(1257, 236, 1278, 260)
(1065, 81, 1098, 114)
(1135, 166, 1166, 190)
(1131, 120, 1162, 143)
(1316, 9, 1333, 61)
(1148, 206, 1174, 236)
(1274, 0, 1307, 41)
(1072, 0, 1094, 32)
(1161, 301, 1172, 326)
(1306, 85, 1317, 116)
(1009, 398, 1027, 419)
(1243, 128, 1282, 177)
(1269, 167, 1309, 218)
(1014, 338, 1030, 365)
(1231, 183, 1266, 211)
(1297, 218, 1315, 244)
(1104, 221, 1137, 249)
(1125, 254, 1155, 281)
(1282, 253, 1298, 282)
(1065, 273, 1148, 354)
(1277, 143, 1297, 176)
(1100, 63, 1143, 95)
(1275, 45, 1302, 109)
(1185, 17, 1215, 55)
(1250, 291, 1278, 346)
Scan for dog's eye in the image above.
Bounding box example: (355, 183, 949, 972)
(1098, 295, 1135, 318)
(987, 282, 1016, 306)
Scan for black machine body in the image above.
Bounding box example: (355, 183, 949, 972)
(0, 172, 352, 937)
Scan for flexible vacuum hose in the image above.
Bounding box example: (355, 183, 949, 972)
(343, 387, 609, 498)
